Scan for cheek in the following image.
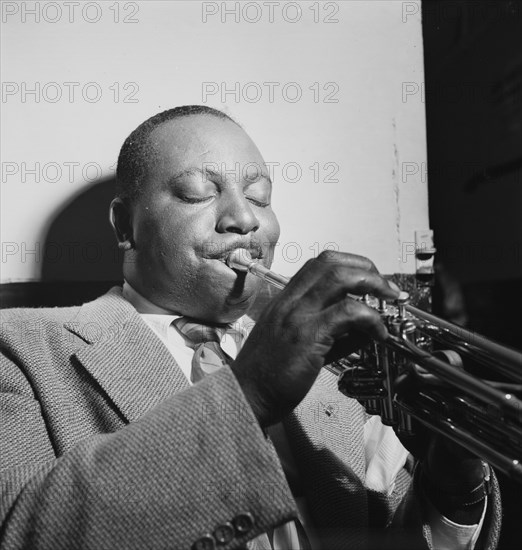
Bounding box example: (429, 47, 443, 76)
(258, 211, 280, 267)
(260, 209, 281, 242)
(137, 206, 217, 271)
(134, 207, 186, 260)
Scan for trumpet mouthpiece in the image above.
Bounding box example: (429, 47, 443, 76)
(226, 248, 254, 272)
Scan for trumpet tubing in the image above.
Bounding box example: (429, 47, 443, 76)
(227, 249, 522, 483)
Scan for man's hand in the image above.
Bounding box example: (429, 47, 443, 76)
(231, 251, 399, 428)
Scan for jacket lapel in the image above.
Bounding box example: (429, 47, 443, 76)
(65, 287, 189, 423)
(282, 370, 370, 548)
(285, 368, 367, 480)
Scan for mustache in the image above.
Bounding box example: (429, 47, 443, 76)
(201, 240, 264, 261)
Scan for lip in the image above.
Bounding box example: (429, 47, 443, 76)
(204, 244, 263, 263)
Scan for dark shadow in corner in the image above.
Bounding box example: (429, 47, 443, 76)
(0, 177, 123, 308)
(42, 176, 122, 283)
(39, 176, 123, 305)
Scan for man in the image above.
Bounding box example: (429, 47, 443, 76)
(0, 106, 500, 549)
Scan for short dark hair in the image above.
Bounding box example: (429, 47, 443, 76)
(116, 105, 237, 203)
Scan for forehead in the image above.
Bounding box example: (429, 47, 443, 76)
(147, 115, 266, 175)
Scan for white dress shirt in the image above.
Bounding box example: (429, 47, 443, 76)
(122, 282, 485, 550)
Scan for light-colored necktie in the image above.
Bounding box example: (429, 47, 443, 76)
(173, 318, 232, 383)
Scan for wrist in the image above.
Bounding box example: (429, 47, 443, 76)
(420, 462, 491, 524)
(424, 442, 487, 491)
(230, 364, 274, 428)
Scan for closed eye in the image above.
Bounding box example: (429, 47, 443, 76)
(180, 195, 215, 204)
(247, 197, 270, 208)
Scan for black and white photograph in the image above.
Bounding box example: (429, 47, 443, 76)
(1, 1, 521, 548)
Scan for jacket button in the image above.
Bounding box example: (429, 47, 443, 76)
(214, 522, 235, 544)
(192, 533, 216, 550)
(233, 512, 255, 535)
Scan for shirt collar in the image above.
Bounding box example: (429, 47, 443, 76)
(122, 280, 251, 341)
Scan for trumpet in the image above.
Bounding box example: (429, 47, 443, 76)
(227, 249, 522, 483)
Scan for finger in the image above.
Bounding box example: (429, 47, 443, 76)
(324, 329, 369, 364)
(316, 250, 381, 274)
(280, 251, 383, 303)
(318, 296, 389, 342)
(300, 266, 399, 311)
(311, 251, 398, 300)
(388, 280, 401, 293)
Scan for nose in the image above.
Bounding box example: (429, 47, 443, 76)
(216, 192, 260, 235)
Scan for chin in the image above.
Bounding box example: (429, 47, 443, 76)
(225, 294, 256, 316)
(206, 292, 256, 324)
(183, 285, 256, 324)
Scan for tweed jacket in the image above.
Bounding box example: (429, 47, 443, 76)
(0, 288, 501, 549)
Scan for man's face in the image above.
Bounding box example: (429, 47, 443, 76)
(126, 115, 280, 323)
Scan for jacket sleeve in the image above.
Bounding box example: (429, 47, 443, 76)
(0, 353, 297, 550)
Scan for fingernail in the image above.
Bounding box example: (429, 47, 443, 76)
(388, 281, 401, 295)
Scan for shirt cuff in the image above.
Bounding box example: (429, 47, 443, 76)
(427, 495, 487, 550)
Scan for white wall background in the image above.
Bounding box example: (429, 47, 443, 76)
(0, 0, 428, 282)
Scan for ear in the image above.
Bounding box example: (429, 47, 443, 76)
(110, 198, 134, 250)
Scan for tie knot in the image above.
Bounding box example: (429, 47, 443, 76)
(174, 318, 226, 346)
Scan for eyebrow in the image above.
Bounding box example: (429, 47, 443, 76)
(166, 166, 273, 187)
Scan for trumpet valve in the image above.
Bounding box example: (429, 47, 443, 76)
(396, 291, 410, 319)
